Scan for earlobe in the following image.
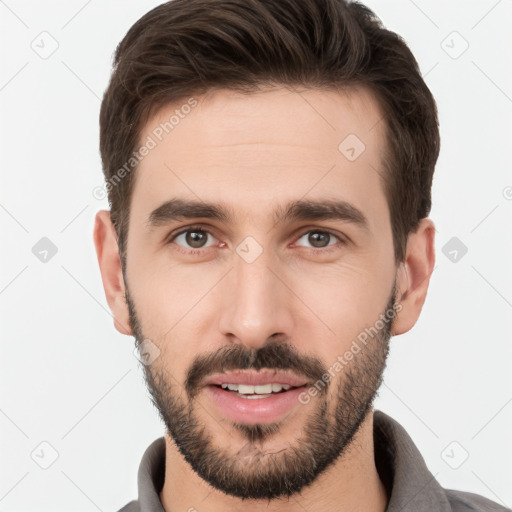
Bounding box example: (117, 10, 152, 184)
(93, 210, 133, 336)
(391, 218, 436, 336)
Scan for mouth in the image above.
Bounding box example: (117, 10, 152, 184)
(210, 382, 304, 399)
(204, 376, 310, 424)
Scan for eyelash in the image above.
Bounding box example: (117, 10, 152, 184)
(166, 224, 347, 255)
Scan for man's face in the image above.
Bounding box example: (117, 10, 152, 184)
(123, 86, 398, 499)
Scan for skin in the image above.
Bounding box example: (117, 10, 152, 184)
(94, 86, 435, 512)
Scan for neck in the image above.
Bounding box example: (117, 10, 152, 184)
(159, 410, 388, 512)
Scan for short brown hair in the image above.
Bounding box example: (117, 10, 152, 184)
(99, 0, 440, 265)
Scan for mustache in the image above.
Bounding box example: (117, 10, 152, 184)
(185, 338, 327, 399)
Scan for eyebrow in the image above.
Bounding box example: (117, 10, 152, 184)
(146, 197, 370, 231)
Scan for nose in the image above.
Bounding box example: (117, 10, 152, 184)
(217, 249, 296, 350)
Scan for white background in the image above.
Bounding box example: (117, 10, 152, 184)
(1, 0, 511, 510)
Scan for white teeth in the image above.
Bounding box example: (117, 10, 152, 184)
(254, 384, 272, 394)
(219, 383, 293, 394)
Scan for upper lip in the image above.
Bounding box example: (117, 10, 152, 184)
(204, 370, 309, 387)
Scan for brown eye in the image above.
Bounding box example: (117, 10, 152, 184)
(295, 230, 341, 250)
(308, 232, 331, 248)
(171, 228, 216, 250)
(185, 230, 208, 248)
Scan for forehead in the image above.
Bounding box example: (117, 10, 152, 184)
(130, 85, 389, 231)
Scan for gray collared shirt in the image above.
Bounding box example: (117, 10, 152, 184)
(117, 410, 510, 511)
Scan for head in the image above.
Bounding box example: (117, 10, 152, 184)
(94, 0, 437, 502)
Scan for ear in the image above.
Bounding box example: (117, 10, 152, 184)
(93, 210, 132, 336)
(392, 218, 436, 335)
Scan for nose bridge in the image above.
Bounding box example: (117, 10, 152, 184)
(218, 245, 294, 347)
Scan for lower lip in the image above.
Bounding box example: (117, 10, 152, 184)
(204, 385, 307, 424)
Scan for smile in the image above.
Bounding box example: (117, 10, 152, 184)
(205, 383, 309, 424)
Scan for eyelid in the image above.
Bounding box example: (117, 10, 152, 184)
(166, 224, 219, 245)
(166, 224, 348, 251)
(292, 227, 347, 250)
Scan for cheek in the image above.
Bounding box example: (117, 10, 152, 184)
(129, 240, 213, 310)
(288, 260, 393, 345)
(128, 260, 222, 361)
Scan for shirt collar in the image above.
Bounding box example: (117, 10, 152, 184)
(135, 409, 451, 512)
(373, 410, 451, 511)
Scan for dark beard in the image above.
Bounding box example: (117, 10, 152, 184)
(125, 282, 396, 501)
